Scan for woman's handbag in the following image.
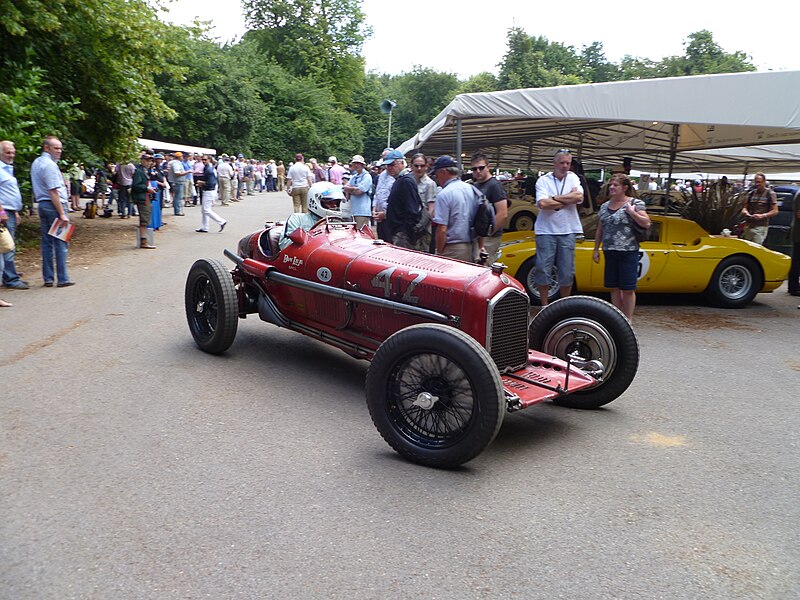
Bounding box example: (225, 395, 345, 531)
(0, 224, 14, 253)
(629, 200, 650, 242)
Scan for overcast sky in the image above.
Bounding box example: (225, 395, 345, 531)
(161, 0, 800, 78)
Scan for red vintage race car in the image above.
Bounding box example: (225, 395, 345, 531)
(185, 219, 639, 468)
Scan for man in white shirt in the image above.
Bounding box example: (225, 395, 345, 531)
(286, 153, 313, 213)
(216, 156, 233, 205)
(533, 149, 584, 305)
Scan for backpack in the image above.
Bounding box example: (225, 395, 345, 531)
(83, 200, 97, 219)
(412, 192, 432, 251)
(470, 186, 495, 238)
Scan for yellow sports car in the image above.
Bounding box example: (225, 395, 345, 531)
(500, 214, 791, 308)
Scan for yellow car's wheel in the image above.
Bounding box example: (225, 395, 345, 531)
(510, 210, 536, 232)
(705, 256, 762, 308)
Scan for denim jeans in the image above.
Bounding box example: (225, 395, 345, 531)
(117, 186, 131, 216)
(38, 201, 70, 285)
(172, 180, 185, 214)
(2, 209, 22, 286)
(534, 233, 577, 287)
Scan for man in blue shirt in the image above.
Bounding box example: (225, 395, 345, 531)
(0, 140, 28, 289)
(31, 136, 73, 287)
(342, 155, 372, 230)
(431, 155, 479, 262)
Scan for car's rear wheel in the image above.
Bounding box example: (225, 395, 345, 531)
(510, 210, 536, 232)
(185, 258, 239, 354)
(366, 324, 505, 469)
(704, 256, 762, 308)
(529, 296, 638, 409)
(516, 257, 560, 304)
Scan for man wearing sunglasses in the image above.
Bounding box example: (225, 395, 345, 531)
(470, 152, 508, 263)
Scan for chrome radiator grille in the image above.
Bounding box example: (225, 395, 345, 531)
(486, 289, 530, 372)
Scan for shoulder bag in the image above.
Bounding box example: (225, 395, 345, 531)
(629, 199, 650, 243)
(0, 224, 15, 253)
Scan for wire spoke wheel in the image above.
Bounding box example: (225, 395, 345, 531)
(185, 259, 239, 354)
(367, 324, 504, 468)
(705, 256, 761, 308)
(387, 352, 476, 445)
(719, 263, 753, 300)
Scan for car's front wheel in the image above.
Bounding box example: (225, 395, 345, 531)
(529, 296, 639, 409)
(185, 258, 239, 354)
(705, 256, 762, 308)
(366, 324, 505, 469)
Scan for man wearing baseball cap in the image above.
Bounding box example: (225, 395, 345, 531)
(343, 155, 372, 229)
(431, 155, 478, 262)
(383, 150, 422, 249)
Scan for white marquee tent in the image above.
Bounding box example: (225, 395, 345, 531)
(396, 71, 800, 175)
(137, 138, 216, 156)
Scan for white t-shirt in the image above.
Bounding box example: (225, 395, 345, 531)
(534, 171, 584, 235)
(287, 163, 312, 189)
(216, 162, 233, 180)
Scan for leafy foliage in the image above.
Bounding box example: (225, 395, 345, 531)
(0, 0, 764, 188)
(661, 31, 755, 77)
(241, 0, 371, 105)
(382, 67, 461, 148)
(0, 0, 183, 164)
(673, 181, 746, 234)
(142, 35, 262, 155)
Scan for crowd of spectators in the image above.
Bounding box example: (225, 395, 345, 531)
(1, 136, 798, 312)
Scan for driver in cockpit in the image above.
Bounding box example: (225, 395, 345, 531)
(279, 182, 345, 251)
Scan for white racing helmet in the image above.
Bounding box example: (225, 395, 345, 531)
(307, 181, 345, 219)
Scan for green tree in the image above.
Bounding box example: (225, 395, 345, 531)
(497, 28, 583, 90)
(660, 30, 755, 76)
(349, 73, 392, 162)
(241, 0, 371, 105)
(459, 72, 500, 94)
(384, 67, 461, 147)
(580, 42, 619, 83)
(618, 55, 662, 80)
(0, 0, 184, 162)
(143, 35, 263, 155)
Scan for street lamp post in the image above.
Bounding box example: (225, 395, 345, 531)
(380, 99, 397, 149)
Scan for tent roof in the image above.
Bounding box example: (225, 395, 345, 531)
(138, 138, 217, 155)
(396, 71, 800, 174)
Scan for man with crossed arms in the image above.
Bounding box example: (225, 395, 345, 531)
(534, 149, 584, 305)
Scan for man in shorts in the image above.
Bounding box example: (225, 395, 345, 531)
(131, 153, 156, 249)
(533, 149, 584, 305)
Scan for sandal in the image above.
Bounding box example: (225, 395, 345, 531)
(0, 299, 12, 307)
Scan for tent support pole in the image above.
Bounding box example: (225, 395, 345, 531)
(666, 124, 680, 188)
(456, 119, 463, 171)
(526, 143, 532, 174)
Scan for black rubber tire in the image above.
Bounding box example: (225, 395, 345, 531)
(516, 257, 560, 304)
(185, 258, 239, 354)
(529, 296, 638, 409)
(704, 255, 762, 308)
(366, 324, 505, 469)
(510, 210, 536, 232)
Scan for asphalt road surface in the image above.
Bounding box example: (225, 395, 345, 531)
(2, 192, 798, 599)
